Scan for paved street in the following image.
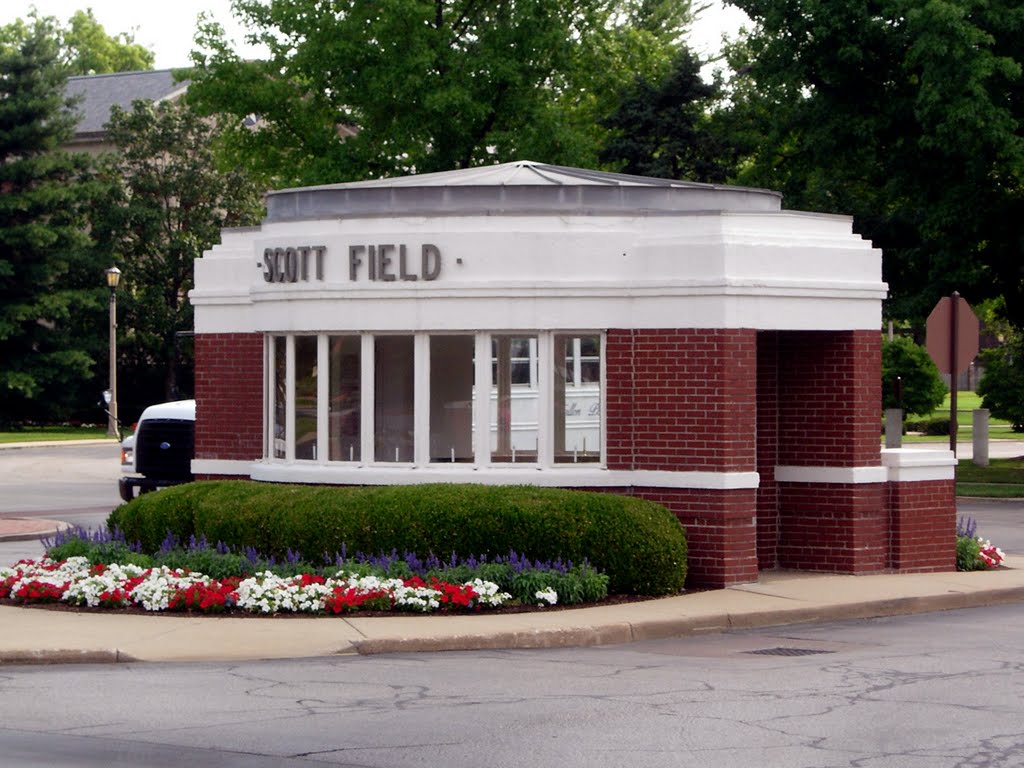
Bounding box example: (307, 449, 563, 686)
(1, 604, 1023, 767)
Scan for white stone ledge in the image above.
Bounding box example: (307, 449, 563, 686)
(880, 448, 957, 483)
(775, 465, 888, 485)
(192, 459, 256, 477)
(240, 463, 761, 490)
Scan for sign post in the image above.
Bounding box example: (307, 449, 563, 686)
(925, 292, 980, 455)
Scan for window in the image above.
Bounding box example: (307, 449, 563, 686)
(490, 335, 538, 463)
(375, 336, 414, 462)
(553, 334, 601, 463)
(271, 336, 286, 459)
(430, 335, 475, 462)
(266, 331, 602, 467)
(294, 336, 318, 460)
(328, 335, 361, 461)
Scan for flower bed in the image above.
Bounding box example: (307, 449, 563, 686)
(0, 556, 567, 615)
(956, 516, 1007, 571)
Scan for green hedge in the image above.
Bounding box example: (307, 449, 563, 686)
(107, 481, 688, 595)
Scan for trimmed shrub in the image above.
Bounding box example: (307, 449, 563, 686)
(107, 482, 688, 595)
(904, 416, 951, 436)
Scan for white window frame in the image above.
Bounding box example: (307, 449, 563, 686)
(264, 330, 604, 470)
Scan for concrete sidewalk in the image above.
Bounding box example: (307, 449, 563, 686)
(2, 562, 1022, 664)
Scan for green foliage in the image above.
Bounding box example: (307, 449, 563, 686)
(723, 0, 1024, 327)
(108, 481, 689, 595)
(903, 415, 950, 436)
(184, 0, 692, 186)
(956, 535, 983, 572)
(600, 47, 736, 182)
(90, 101, 264, 411)
(881, 336, 947, 416)
(978, 334, 1024, 431)
(1, 9, 154, 75)
(0, 22, 107, 426)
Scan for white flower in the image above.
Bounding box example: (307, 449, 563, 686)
(535, 587, 558, 606)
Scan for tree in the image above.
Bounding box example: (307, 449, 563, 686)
(0, 23, 105, 426)
(721, 0, 1024, 327)
(1, 9, 154, 75)
(978, 333, 1024, 431)
(881, 336, 947, 416)
(600, 47, 737, 182)
(90, 101, 264, 416)
(185, 0, 692, 186)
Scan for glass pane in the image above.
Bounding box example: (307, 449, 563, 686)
(272, 336, 286, 459)
(375, 336, 414, 462)
(430, 335, 474, 463)
(329, 335, 361, 462)
(490, 335, 538, 463)
(294, 336, 318, 460)
(554, 334, 601, 463)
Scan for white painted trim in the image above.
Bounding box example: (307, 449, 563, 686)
(880, 448, 957, 483)
(775, 465, 888, 485)
(247, 463, 761, 489)
(192, 459, 254, 477)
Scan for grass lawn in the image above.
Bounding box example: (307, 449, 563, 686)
(896, 390, 1021, 443)
(0, 426, 112, 444)
(956, 457, 1024, 498)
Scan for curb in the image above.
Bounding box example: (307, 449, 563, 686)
(0, 439, 117, 451)
(0, 521, 71, 543)
(350, 585, 1024, 655)
(0, 649, 137, 665)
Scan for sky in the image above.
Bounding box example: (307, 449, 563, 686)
(4, 1, 750, 69)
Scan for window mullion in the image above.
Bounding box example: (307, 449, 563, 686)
(285, 335, 296, 462)
(537, 333, 553, 466)
(316, 335, 328, 465)
(474, 333, 490, 466)
(414, 334, 430, 466)
(360, 334, 374, 465)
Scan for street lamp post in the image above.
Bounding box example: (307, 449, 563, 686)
(106, 266, 121, 438)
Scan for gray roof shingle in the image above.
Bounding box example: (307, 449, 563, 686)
(65, 69, 189, 136)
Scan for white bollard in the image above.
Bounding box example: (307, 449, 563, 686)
(973, 409, 990, 467)
(885, 408, 903, 449)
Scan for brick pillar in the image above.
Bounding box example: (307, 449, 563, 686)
(775, 330, 887, 573)
(884, 450, 957, 572)
(756, 331, 780, 570)
(605, 329, 758, 588)
(194, 333, 263, 466)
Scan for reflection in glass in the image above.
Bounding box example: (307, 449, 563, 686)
(490, 335, 538, 462)
(375, 336, 414, 462)
(294, 336, 318, 460)
(328, 336, 361, 462)
(554, 334, 601, 463)
(430, 336, 474, 463)
(272, 336, 286, 459)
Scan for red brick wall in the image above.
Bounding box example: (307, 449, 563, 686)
(888, 480, 956, 571)
(605, 329, 757, 472)
(620, 487, 759, 588)
(777, 483, 887, 572)
(756, 331, 780, 569)
(777, 330, 881, 467)
(194, 332, 263, 462)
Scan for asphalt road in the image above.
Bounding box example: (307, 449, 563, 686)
(1, 604, 1023, 767)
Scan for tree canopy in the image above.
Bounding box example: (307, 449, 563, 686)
(722, 0, 1024, 327)
(90, 101, 265, 416)
(600, 47, 737, 182)
(185, 0, 694, 186)
(1, 9, 154, 74)
(0, 25, 105, 425)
